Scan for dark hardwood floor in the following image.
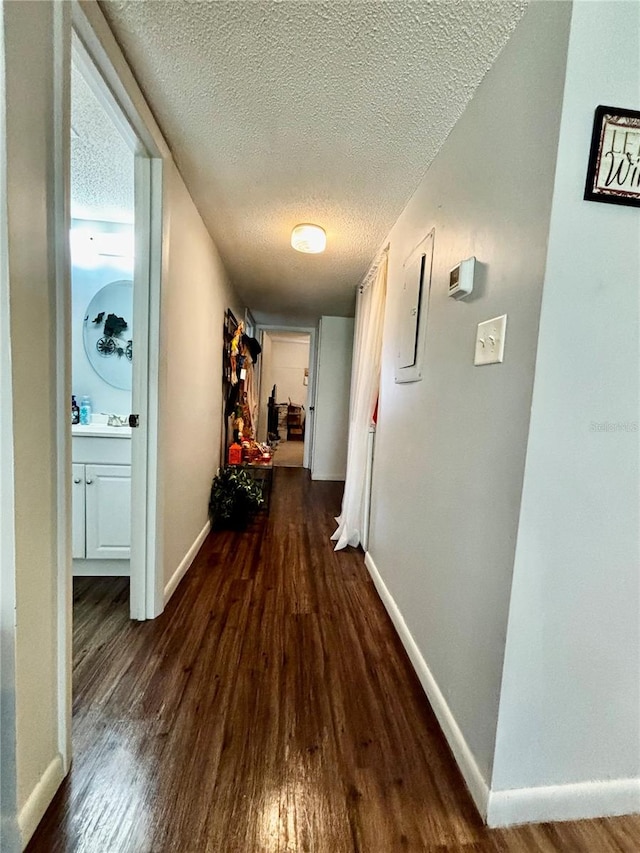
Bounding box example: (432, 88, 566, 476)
(28, 469, 640, 852)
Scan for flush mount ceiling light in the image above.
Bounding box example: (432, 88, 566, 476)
(291, 223, 326, 254)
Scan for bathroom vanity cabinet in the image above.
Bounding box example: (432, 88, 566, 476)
(72, 425, 132, 575)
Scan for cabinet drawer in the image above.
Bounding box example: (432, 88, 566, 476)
(72, 435, 131, 465)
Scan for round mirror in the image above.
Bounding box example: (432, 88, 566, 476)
(83, 280, 133, 391)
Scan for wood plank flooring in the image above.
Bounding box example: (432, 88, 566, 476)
(28, 469, 640, 852)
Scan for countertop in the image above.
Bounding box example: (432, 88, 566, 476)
(72, 424, 132, 439)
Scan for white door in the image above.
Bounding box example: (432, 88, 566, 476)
(85, 463, 131, 559)
(311, 317, 354, 481)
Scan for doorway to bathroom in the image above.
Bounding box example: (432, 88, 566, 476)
(70, 48, 136, 597)
(65, 25, 162, 627)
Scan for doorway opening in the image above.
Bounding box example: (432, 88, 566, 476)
(46, 0, 167, 809)
(65, 18, 164, 629)
(258, 329, 313, 469)
(70, 49, 136, 595)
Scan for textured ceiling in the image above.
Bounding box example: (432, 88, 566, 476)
(71, 62, 134, 224)
(100, 0, 526, 321)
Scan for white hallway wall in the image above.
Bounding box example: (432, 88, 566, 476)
(0, 6, 20, 848)
(2, 1, 243, 846)
(367, 0, 571, 800)
(161, 161, 242, 597)
(490, 0, 640, 823)
(368, 0, 640, 825)
(3, 2, 62, 845)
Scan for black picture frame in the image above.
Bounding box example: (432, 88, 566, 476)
(584, 105, 640, 208)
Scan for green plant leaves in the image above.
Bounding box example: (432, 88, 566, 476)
(208, 466, 265, 530)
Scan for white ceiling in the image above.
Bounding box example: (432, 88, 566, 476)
(100, 0, 526, 322)
(71, 61, 134, 224)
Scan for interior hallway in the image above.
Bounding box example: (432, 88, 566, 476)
(27, 470, 640, 852)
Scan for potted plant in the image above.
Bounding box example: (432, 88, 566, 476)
(208, 466, 264, 530)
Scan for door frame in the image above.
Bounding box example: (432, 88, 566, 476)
(256, 325, 317, 469)
(54, 1, 167, 770)
(70, 18, 163, 623)
(71, 0, 172, 619)
(0, 2, 20, 845)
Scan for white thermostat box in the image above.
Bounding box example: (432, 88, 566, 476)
(449, 257, 476, 300)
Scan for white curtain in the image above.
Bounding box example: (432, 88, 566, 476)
(331, 251, 388, 550)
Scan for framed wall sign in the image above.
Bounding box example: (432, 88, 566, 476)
(584, 105, 640, 207)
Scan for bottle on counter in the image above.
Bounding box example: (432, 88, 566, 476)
(79, 396, 92, 426)
(71, 395, 80, 425)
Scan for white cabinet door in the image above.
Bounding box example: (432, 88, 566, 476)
(72, 463, 86, 559)
(85, 464, 131, 560)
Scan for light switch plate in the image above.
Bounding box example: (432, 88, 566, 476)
(475, 314, 507, 365)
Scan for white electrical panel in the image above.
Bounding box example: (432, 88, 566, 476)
(397, 253, 425, 369)
(449, 257, 476, 300)
(395, 229, 435, 384)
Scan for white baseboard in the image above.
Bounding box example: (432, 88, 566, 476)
(18, 753, 65, 848)
(311, 471, 346, 481)
(487, 777, 640, 827)
(364, 550, 640, 828)
(364, 551, 490, 819)
(164, 519, 210, 605)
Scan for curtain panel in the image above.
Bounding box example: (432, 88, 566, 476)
(331, 252, 387, 550)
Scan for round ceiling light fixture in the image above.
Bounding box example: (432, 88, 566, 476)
(290, 223, 326, 254)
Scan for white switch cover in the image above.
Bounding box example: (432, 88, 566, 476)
(475, 314, 507, 365)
